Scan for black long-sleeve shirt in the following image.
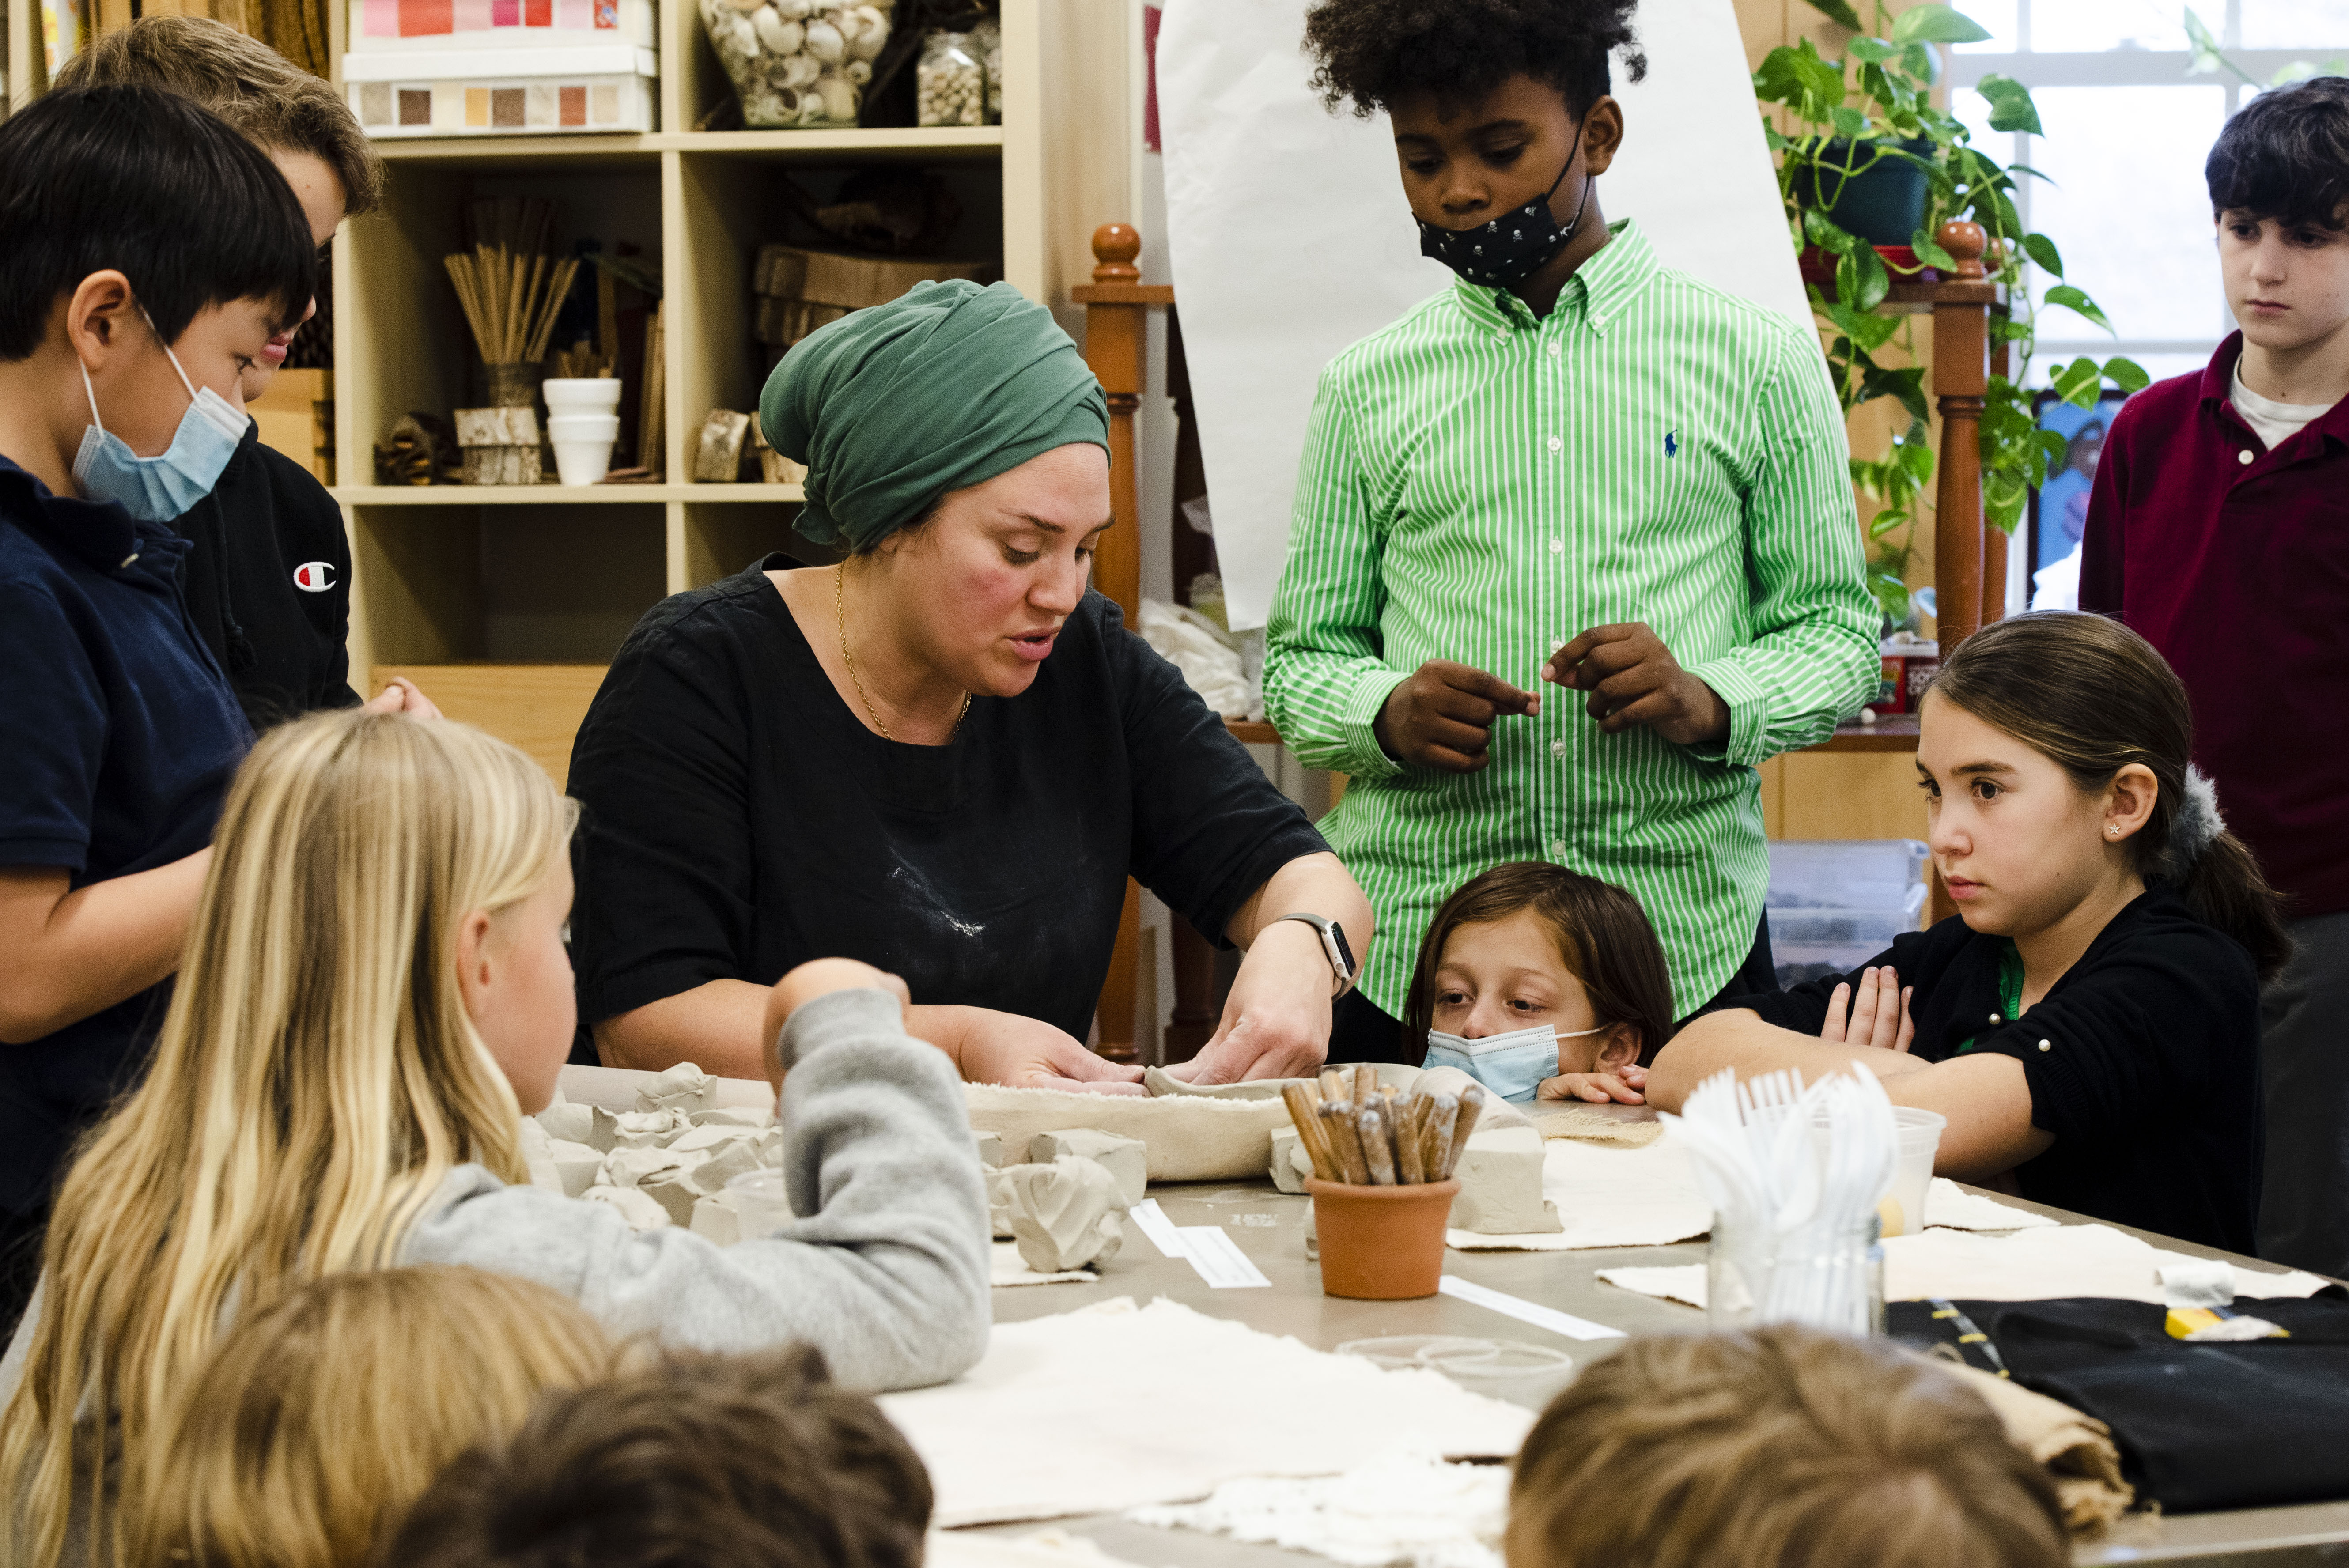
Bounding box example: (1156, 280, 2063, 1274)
(1736, 888, 2262, 1253)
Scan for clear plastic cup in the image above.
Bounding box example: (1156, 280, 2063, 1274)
(1886, 1107, 1946, 1237)
(726, 1169, 794, 1239)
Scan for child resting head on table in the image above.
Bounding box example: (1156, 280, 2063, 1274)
(132, 1266, 617, 1568)
(0, 709, 989, 1568)
(1403, 861, 1676, 1105)
(1506, 1324, 2068, 1568)
(1649, 611, 2288, 1253)
(378, 1335, 930, 1568)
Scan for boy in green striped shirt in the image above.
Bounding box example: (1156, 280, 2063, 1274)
(1268, 0, 1880, 1064)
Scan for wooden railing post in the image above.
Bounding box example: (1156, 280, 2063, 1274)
(1074, 224, 1176, 1065)
(1982, 325, 2012, 624)
(1931, 220, 1991, 650)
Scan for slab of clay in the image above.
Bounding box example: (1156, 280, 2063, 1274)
(685, 1137, 764, 1197)
(667, 1123, 757, 1157)
(1267, 1127, 1313, 1195)
(1002, 1158, 1126, 1274)
(583, 1183, 670, 1231)
(638, 1169, 705, 1226)
(536, 1099, 596, 1145)
(690, 1189, 742, 1246)
(1449, 1125, 1562, 1235)
(975, 1131, 1006, 1168)
(986, 1166, 1018, 1239)
(548, 1138, 605, 1198)
(517, 1117, 564, 1194)
(1140, 1068, 1290, 1102)
(601, 1145, 691, 1190)
(690, 1106, 773, 1129)
(635, 1061, 718, 1113)
(1028, 1129, 1146, 1207)
(965, 1084, 1288, 1183)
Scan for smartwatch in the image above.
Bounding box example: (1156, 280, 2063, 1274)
(1275, 913, 1357, 999)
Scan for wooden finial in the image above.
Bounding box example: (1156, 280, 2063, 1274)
(1091, 223, 1142, 285)
(1937, 220, 1988, 280)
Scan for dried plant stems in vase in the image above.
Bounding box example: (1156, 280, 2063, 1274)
(444, 196, 582, 405)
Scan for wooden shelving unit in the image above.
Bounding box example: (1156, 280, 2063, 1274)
(326, 0, 1125, 744)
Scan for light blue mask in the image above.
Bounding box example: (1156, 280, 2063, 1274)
(72, 321, 246, 523)
(1422, 1023, 1604, 1105)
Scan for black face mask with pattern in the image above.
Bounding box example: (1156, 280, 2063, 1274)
(1415, 118, 1592, 289)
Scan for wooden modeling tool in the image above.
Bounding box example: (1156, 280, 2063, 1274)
(1320, 1068, 1348, 1103)
(1358, 1101, 1398, 1184)
(1320, 1101, 1372, 1184)
(1353, 1063, 1380, 1105)
(1282, 1081, 1340, 1181)
(1419, 1092, 1458, 1183)
(1441, 1084, 1487, 1181)
(1394, 1096, 1427, 1185)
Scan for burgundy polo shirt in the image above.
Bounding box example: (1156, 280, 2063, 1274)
(2080, 332, 2349, 921)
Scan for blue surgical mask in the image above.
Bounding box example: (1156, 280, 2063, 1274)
(1422, 1022, 1605, 1105)
(72, 314, 246, 522)
(1416, 117, 1595, 290)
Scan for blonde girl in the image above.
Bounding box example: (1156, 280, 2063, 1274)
(136, 1266, 618, 1568)
(0, 710, 987, 1568)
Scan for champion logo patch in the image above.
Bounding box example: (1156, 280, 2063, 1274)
(291, 561, 337, 593)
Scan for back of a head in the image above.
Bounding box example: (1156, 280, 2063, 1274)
(378, 1345, 932, 1568)
(0, 83, 314, 361)
(2206, 74, 2349, 230)
(1506, 1326, 2069, 1568)
(53, 15, 384, 217)
(132, 1267, 616, 1568)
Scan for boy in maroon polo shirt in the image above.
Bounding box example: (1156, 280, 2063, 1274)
(2080, 77, 2349, 1277)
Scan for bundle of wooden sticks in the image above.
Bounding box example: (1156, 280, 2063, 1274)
(444, 197, 581, 368)
(1281, 1068, 1487, 1186)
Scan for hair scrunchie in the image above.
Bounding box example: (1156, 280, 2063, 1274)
(2164, 764, 2227, 875)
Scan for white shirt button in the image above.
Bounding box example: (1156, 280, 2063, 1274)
(2037, 1039, 2052, 1052)
(1989, 1012, 2003, 1025)
(1547, 435, 1562, 453)
(1495, 330, 1508, 343)
(1549, 839, 1568, 858)
(1547, 342, 1561, 358)
(1550, 739, 1568, 758)
(2239, 449, 2254, 465)
(1549, 538, 1564, 554)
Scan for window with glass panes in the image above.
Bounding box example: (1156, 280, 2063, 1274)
(1950, 1, 2349, 387)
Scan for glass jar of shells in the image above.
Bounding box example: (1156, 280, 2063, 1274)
(699, 0, 892, 129)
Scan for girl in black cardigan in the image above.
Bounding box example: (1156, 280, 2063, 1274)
(1651, 612, 2289, 1253)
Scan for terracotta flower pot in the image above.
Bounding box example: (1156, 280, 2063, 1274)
(1306, 1177, 1460, 1300)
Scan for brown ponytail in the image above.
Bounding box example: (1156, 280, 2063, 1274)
(1930, 612, 2291, 982)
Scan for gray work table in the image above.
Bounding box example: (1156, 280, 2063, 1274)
(975, 1178, 2349, 1568)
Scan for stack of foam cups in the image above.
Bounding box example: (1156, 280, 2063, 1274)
(544, 377, 624, 485)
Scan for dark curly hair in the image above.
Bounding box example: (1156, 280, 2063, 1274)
(2205, 76, 2349, 232)
(1303, 0, 1646, 121)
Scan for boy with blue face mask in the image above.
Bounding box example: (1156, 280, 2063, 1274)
(0, 83, 316, 1334)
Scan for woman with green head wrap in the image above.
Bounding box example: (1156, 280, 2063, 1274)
(567, 281, 1373, 1090)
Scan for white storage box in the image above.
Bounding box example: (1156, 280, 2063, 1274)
(348, 0, 654, 52)
(347, 45, 657, 136)
(1766, 839, 1929, 910)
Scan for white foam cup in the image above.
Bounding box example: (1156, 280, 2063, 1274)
(542, 377, 623, 412)
(547, 413, 620, 441)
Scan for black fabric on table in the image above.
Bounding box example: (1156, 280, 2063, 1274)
(1728, 887, 2263, 1254)
(1888, 1293, 2349, 1514)
(567, 558, 1329, 1043)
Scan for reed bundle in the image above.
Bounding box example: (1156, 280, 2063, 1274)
(444, 197, 580, 366)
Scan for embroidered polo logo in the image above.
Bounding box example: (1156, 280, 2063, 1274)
(1664, 430, 1679, 457)
(292, 561, 336, 593)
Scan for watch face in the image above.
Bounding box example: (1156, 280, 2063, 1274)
(1329, 922, 1356, 975)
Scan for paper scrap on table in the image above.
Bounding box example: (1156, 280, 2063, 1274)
(1128, 1199, 1188, 1258)
(1438, 1276, 1625, 1342)
(1174, 1225, 1273, 1288)
(991, 1241, 1096, 1289)
(927, 1528, 1145, 1568)
(879, 1297, 1533, 1528)
(1596, 1223, 2333, 1310)
(1922, 1178, 2059, 1232)
(1448, 1138, 1712, 1251)
(1128, 1452, 1509, 1568)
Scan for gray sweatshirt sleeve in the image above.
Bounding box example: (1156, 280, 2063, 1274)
(401, 988, 989, 1392)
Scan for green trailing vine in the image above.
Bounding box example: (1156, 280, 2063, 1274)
(1755, 0, 2149, 625)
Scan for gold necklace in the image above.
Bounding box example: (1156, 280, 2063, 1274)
(835, 562, 968, 743)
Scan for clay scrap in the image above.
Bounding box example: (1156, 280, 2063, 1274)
(1002, 1157, 1127, 1274)
(1028, 1130, 1146, 1208)
(529, 1065, 779, 1233)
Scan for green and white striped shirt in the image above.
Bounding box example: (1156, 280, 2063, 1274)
(1265, 220, 1878, 1019)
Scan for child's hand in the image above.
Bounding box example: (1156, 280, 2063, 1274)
(762, 960, 912, 1088)
(1820, 966, 1914, 1054)
(1538, 1065, 1648, 1104)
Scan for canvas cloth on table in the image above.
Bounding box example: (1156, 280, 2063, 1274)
(1930, 1359, 2133, 1536)
(990, 1241, 1095, 1288)
(876, 1297, 1532, 1527)
(1923, 1177, 2059, 1232)
(1448, 1138, 1712, 1251)
(1127, 1452, 1510, 1568)
(1526, 1103, 1665, 1149)
(927, 1530, 1144, 1568)
(1596, 1223, 2330, 1310)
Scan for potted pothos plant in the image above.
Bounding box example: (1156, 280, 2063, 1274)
(1754, 0, 2149, 625)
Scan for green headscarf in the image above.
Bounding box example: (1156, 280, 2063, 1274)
(759, 278, 1110, 552)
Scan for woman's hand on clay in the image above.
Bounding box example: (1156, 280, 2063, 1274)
(1164, 920, 1335, 1085)
(948, 1007, 1146, 1096)
(1819, 966, 1914, 1054)
(762, 959, 912, 1088)
(1537, 1065, 1648, 1104)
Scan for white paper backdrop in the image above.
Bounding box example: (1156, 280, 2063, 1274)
(1159, 0, 1809, 630)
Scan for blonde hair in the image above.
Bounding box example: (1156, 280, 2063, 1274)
(1505, 1326, 2069, 1568)
(134, 1266, 616, 1568)
(53, 15, 384, 216)
(0, 710, 577, 1568)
